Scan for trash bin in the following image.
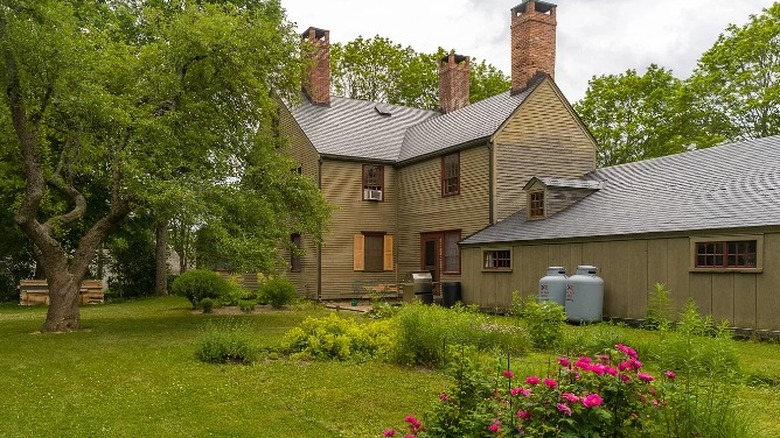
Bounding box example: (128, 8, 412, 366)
(412, 271, 433, 304)
(442, 282, 462, 308)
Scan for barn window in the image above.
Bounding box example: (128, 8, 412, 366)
(690, 235, 763, 272)
(483, 249, 512, 271)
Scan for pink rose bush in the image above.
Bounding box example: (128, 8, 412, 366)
(387, 344, 674, 437)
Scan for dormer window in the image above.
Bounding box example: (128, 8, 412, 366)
(529, 191, 545, 218)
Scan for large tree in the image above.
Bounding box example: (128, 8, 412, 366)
(0, 0, 328, 331)
(688, 2, 780, 141)
(330, 36, 510, 110)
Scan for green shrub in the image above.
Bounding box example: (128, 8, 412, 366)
(195, 319, 258, 364)
(200, 298, 215, 313)
(645, 282, 673, 330)
(238, 299, 256, 313)
(258, 277, 297, 308)
(513, 292, 566, 350)
(392, 303, 526, 367)
(171, 269, 232, 309)
(280, 313, 394, 362)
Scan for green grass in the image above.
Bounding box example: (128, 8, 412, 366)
(2, 299, 780, 436)
(0, 298, 446, 437)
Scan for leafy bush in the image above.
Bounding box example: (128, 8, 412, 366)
(171, 269, 232, 309)
(195, 319, 258, 364)
(388, 344, 673, 437)
(392, 303, 529, 367)
(200, 298, 215, 313)
(645, 282, 673, 330)
(258, 277, 297, 308)
(238, 299, 256, 313)
(513, 292, 566, 350)
(280, 314, 394, 362)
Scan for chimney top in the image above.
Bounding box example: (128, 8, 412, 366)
(511, 0, 556, 15)
(440, 53, 469, 64)
(301, 26, 330, 106)
(302, 26, 328, 40)
(510, 0, 557, 95)
(438, 53, 470, 114)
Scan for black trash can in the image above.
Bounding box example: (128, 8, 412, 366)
(442, 282, 462, 308)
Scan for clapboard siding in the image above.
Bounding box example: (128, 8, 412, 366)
(463, 230, 780, 330)
(493, 80, 597, 221)
(279, 103, 321, 299)
(397, 146, 491, 284)
(320, 159, 397, 298)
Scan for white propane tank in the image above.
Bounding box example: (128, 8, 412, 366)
(565, 265, 604, 323)
(538, 266, 567, 306)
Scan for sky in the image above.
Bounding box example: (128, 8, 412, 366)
(281, 0, 775, 102)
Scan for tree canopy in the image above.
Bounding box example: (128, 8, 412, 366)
(576, 3, 779, 167)
(0, 0, 329, 331)
(330, 36, 510, 110)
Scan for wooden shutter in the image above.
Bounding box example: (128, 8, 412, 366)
(383, 234, 394, 271)
(353, 234, 365, 271)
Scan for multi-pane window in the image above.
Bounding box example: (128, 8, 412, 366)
(529, 191, 545, 218)
(695, 240, 757, 268)
(363, 234, 385, 272)
(363, 164, 383, 191)
(442, 153, 460, 196)
(290, 233, 302, 272)
(443, 231, 461, 273)
(483, 250, 511, 270)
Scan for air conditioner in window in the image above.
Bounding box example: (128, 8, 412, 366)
(364, 189, 383, 201)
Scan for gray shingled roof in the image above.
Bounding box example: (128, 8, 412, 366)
(530, 177, 604, 190)
(289, 79, 541, 162)
(462, 135, 780, 245)
(290, 97, 437, 162)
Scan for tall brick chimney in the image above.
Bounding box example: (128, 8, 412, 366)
(438, 53, 470, 113)
(510, 0, 556, 95)
(302, 27, 330, 106)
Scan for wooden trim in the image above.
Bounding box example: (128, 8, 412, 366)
(353, 234, 365, 271)
(528, 190, 545, 219)
(383, 234, 394, 271)
(689, 233, 764, 273)
(482, 248, 513, 272)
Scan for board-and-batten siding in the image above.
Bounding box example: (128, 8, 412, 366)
(462, 231, 780, 330)
(493, 80, 597, 222)
(320, 159, 397, 299)
(279, 104, 321, 299)
(397, 146, 490, 284)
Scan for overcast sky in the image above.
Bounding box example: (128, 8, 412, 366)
(282, 0, 775, 102)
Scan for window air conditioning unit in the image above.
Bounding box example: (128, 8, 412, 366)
(364, 189, 383, 201)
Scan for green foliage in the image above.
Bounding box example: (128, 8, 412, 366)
(199, 298, 215, 314)
(280, 314, 395, 362)
(171, 269, 232, 309)
(574, 64, 723, 167)
(689, 3, 780, 141)
(330, 36, 509, 110)
(513, 292, 566, 350)
(195, 318, 258, 364)
(645, 282, 673, 331)
(392, 303, 528, 367)
(238, 299, 256, 313)
(258, 277, 297, 308)
(104, 217, 157, 299)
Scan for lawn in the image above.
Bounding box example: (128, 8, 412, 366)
(1, 297, 779, 437)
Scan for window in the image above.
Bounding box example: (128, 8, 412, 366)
(353, 233, 393, 272)
(483, 249, 512, 271)
(441, 152, 460, 196)
(443, 231, 461, 274)
(363, 164, 383, 200)
(695, 240, 756, 268)
(290, 233, 302, 272)
(529, 191, 545, 218)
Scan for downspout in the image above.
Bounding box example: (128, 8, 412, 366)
(394, 163, 400, 287)
(317, 157, 323, 302)
(487, 140, 495, 224)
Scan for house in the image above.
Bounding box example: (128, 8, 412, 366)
(279, 0, 599, 300)
(460, 135, 780, 332)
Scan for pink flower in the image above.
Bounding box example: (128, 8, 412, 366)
(503, 370, 515, 379)
(525, 375, 540, 385)
(439, 392, 448, 401)
(618, 361, 632, 372)
(582, 393, 603, 408)
(616, 344, 638, 359)
(605, 366, 618, 376)
(664, 370, 676, 379)
(516, 410, 531, 420)
(488, 419, 501, 433)
(557, 356, 570, 367)
(620, 374, 630, 382)
(404, 415, 422, 432)
(510, 387, 530, 397)
(543, 378, 558, 388)
(557, 403, 572, 416)
(589, 364, 606, 375)
(383, 430, 396, 437)
(637, 372, 654, 382)
(574, 356, 592, 369)
(631, 359, 643, 369)
(561, 392, 580, 403)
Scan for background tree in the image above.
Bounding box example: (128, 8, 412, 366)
(330, 36, 510, 110)
(0, 0, 329, 331)
(688, 2, 780, 141)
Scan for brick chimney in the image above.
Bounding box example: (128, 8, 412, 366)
(510, 0, 556, 95)
(301, 27, 330, 106)
(438, 53, 470, 113)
